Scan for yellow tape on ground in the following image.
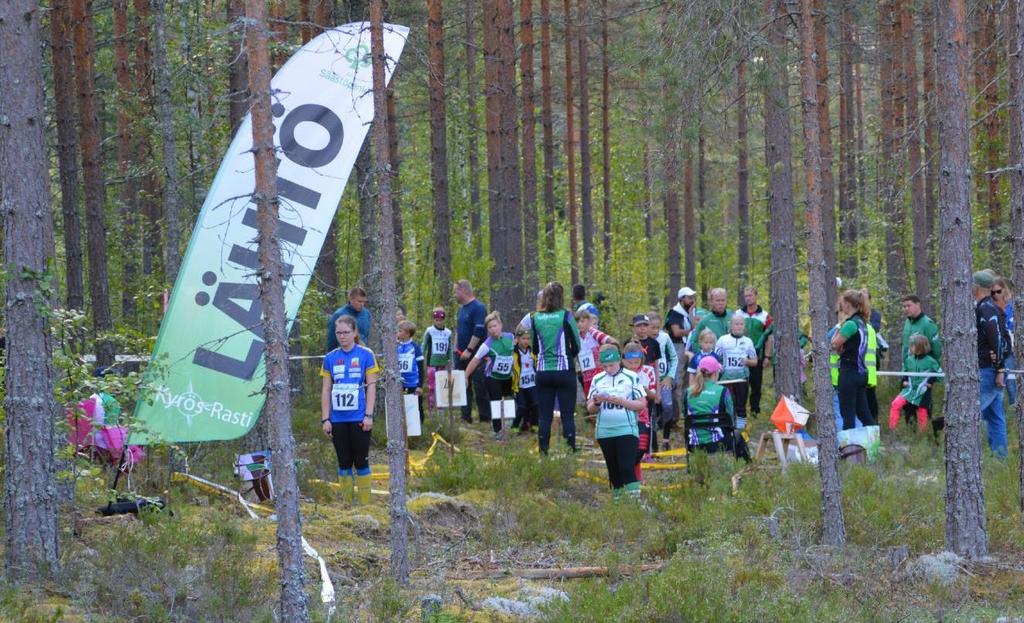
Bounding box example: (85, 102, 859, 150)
(651, 447, 687, 458)
(172, 472, 275, 515)
(639, 462, 688, 470)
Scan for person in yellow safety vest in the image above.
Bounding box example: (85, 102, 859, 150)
(865, 323, 879, 422)
(827, 320, 874, 431)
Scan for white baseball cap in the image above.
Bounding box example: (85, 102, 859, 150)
(677, 287, 697, 298)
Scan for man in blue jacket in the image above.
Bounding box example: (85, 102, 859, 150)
(326, 287, 371, 350)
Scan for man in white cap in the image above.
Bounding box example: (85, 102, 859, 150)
(665, 287, 698, 410)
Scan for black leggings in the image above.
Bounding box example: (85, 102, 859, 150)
(514, 386, 539, 430)
(598, 434, 639, 489)
(485, 376, 514, 433)
(536, 369, 578, 453)
(331, 421, 371, 473)
(837, 369, 876, 429)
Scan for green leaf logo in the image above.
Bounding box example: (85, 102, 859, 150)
(344, 44, 371, 70)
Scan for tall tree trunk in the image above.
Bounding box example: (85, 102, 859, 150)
(683, 146, 696, 289)
(133, 0, 161, 278)
(311, 0, 338, 300)
(936, 0, 988, 559)
(799, 0, 846, 548)
(484, 0, 524, 315)
(299, 0, 311, 42)
(600, 0, 611, 274)
(922, 0, 938, 314)
(737, 58, 750, 296)
(1010, 0, 1024, 517)
(270, 0, 288, 69)
(1, 0, 61, 582)
(764, 0, 802, 401)
(838, 0, 857, 280)
(154, 0, 182, 285)
(879, 0, 910, 303)
(697, 131, 707, 298)
(243, 1, 309, 616)
(577, 0, 594, 284)
(386, 86, 404, 296)
(356, 143, 383, 354)
(855, 47, 867, 242)
(227, 0, 248, 132)
(975, 1, 1001, 255)
(428, 0, 452, 306)
(113, 0, 138, 317)
(903, 4, 930, 307)
(466, 0, 483, 259)
(521, 0, 539, 290)
(70, 0, 114, 366)
(563, 0, 579, 285)
(50, 0, 85, 312)
(664, 134, 681, 304)
(813, 0, 837, 309)
(369, 0, 411, 584)
(539, 0, 557, 275)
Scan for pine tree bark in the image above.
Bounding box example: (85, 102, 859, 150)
(133, 0, 162, 277)
(799, 0, 846, 547)
(243, 1, 309, 615)
(764, 0, 802, 402)
(484, 0, 524, 315)
(1010, 0, 1024, 516)
(520, 0, 539, 290)
(922, 0, 938, 314)
(813, 0, 837, 309)
(879, 0, 910, 303)
(311, 0, 339, 300)
(1, 0, 62, 582)
(50, 0, 85, 312)
(838, 0, 857, 280)
(563, 0, 579, 285)
(270, 0, 288, 69)
(697, 131, 707, 298)
(936, 0, 988, 558)
(975, 1, 1001, 254)
(664, 132, 681, 303)
(113, 0, 138, 317)
(386, 87, 404, 296)
(902, 4, 930, 307)
(70, 0, 114, 366)
(539, 0, 557, 275)
(683, 146, 696, 290)
(428, 0, 452, 306)
(466, 0, 483, 259)
(737, 57, 750, 294)
(577, 0, 594, 284)
(369, 0, 411, 584)
(154, 0, 182, 285)
(227, 0, 249, 132)
(600, 0, 611, 274)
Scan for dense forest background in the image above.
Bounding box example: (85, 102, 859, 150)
(34, 0, 1015, 359)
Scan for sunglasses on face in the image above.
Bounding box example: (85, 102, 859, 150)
(993, 289, 1003, 295)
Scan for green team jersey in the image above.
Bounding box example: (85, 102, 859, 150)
(530, 310, 582, 372)
(475, 333, 516, 380)
(421, 326, 453, 367)
(737, 305, 773, 353)
(684, 381, 734, 446)
(687, 309, 734, 351)
(898, 353, 942, 406)
(901, 314, 942, 362)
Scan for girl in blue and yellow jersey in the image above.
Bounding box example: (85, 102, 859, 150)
(321, 315, 380, 505)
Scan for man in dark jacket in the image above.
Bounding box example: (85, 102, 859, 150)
(974, 270, 1009, 458)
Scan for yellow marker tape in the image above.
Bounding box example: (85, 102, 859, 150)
(651, 447, 688, 458)
(639, 462, 688, 471)
(172, 472, 275, 515)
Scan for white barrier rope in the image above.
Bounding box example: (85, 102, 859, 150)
(873, 369, 1024, 378)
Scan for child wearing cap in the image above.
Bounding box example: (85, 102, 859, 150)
(683, 356, 738, 456)
(586, 344, 648, 500)
(622, 342, 658, 481)
(421, 307, 452, 410)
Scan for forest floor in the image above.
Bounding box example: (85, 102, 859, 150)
(2, 383, 1024, 622)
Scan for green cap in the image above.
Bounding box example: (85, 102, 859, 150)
(973, 271, 994, 288)
(599, 348, 621, 364)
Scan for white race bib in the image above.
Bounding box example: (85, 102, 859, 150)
(658, 359, 667, 376)
(579, 349, 596, 371)
(493, 354, 513, 376)
(399, 353, 415, 374)
(432, 338, 450, 356)
(331, 383, 359, 411)
(727, 354, 744, 369)
(519, 372, 536, 388)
